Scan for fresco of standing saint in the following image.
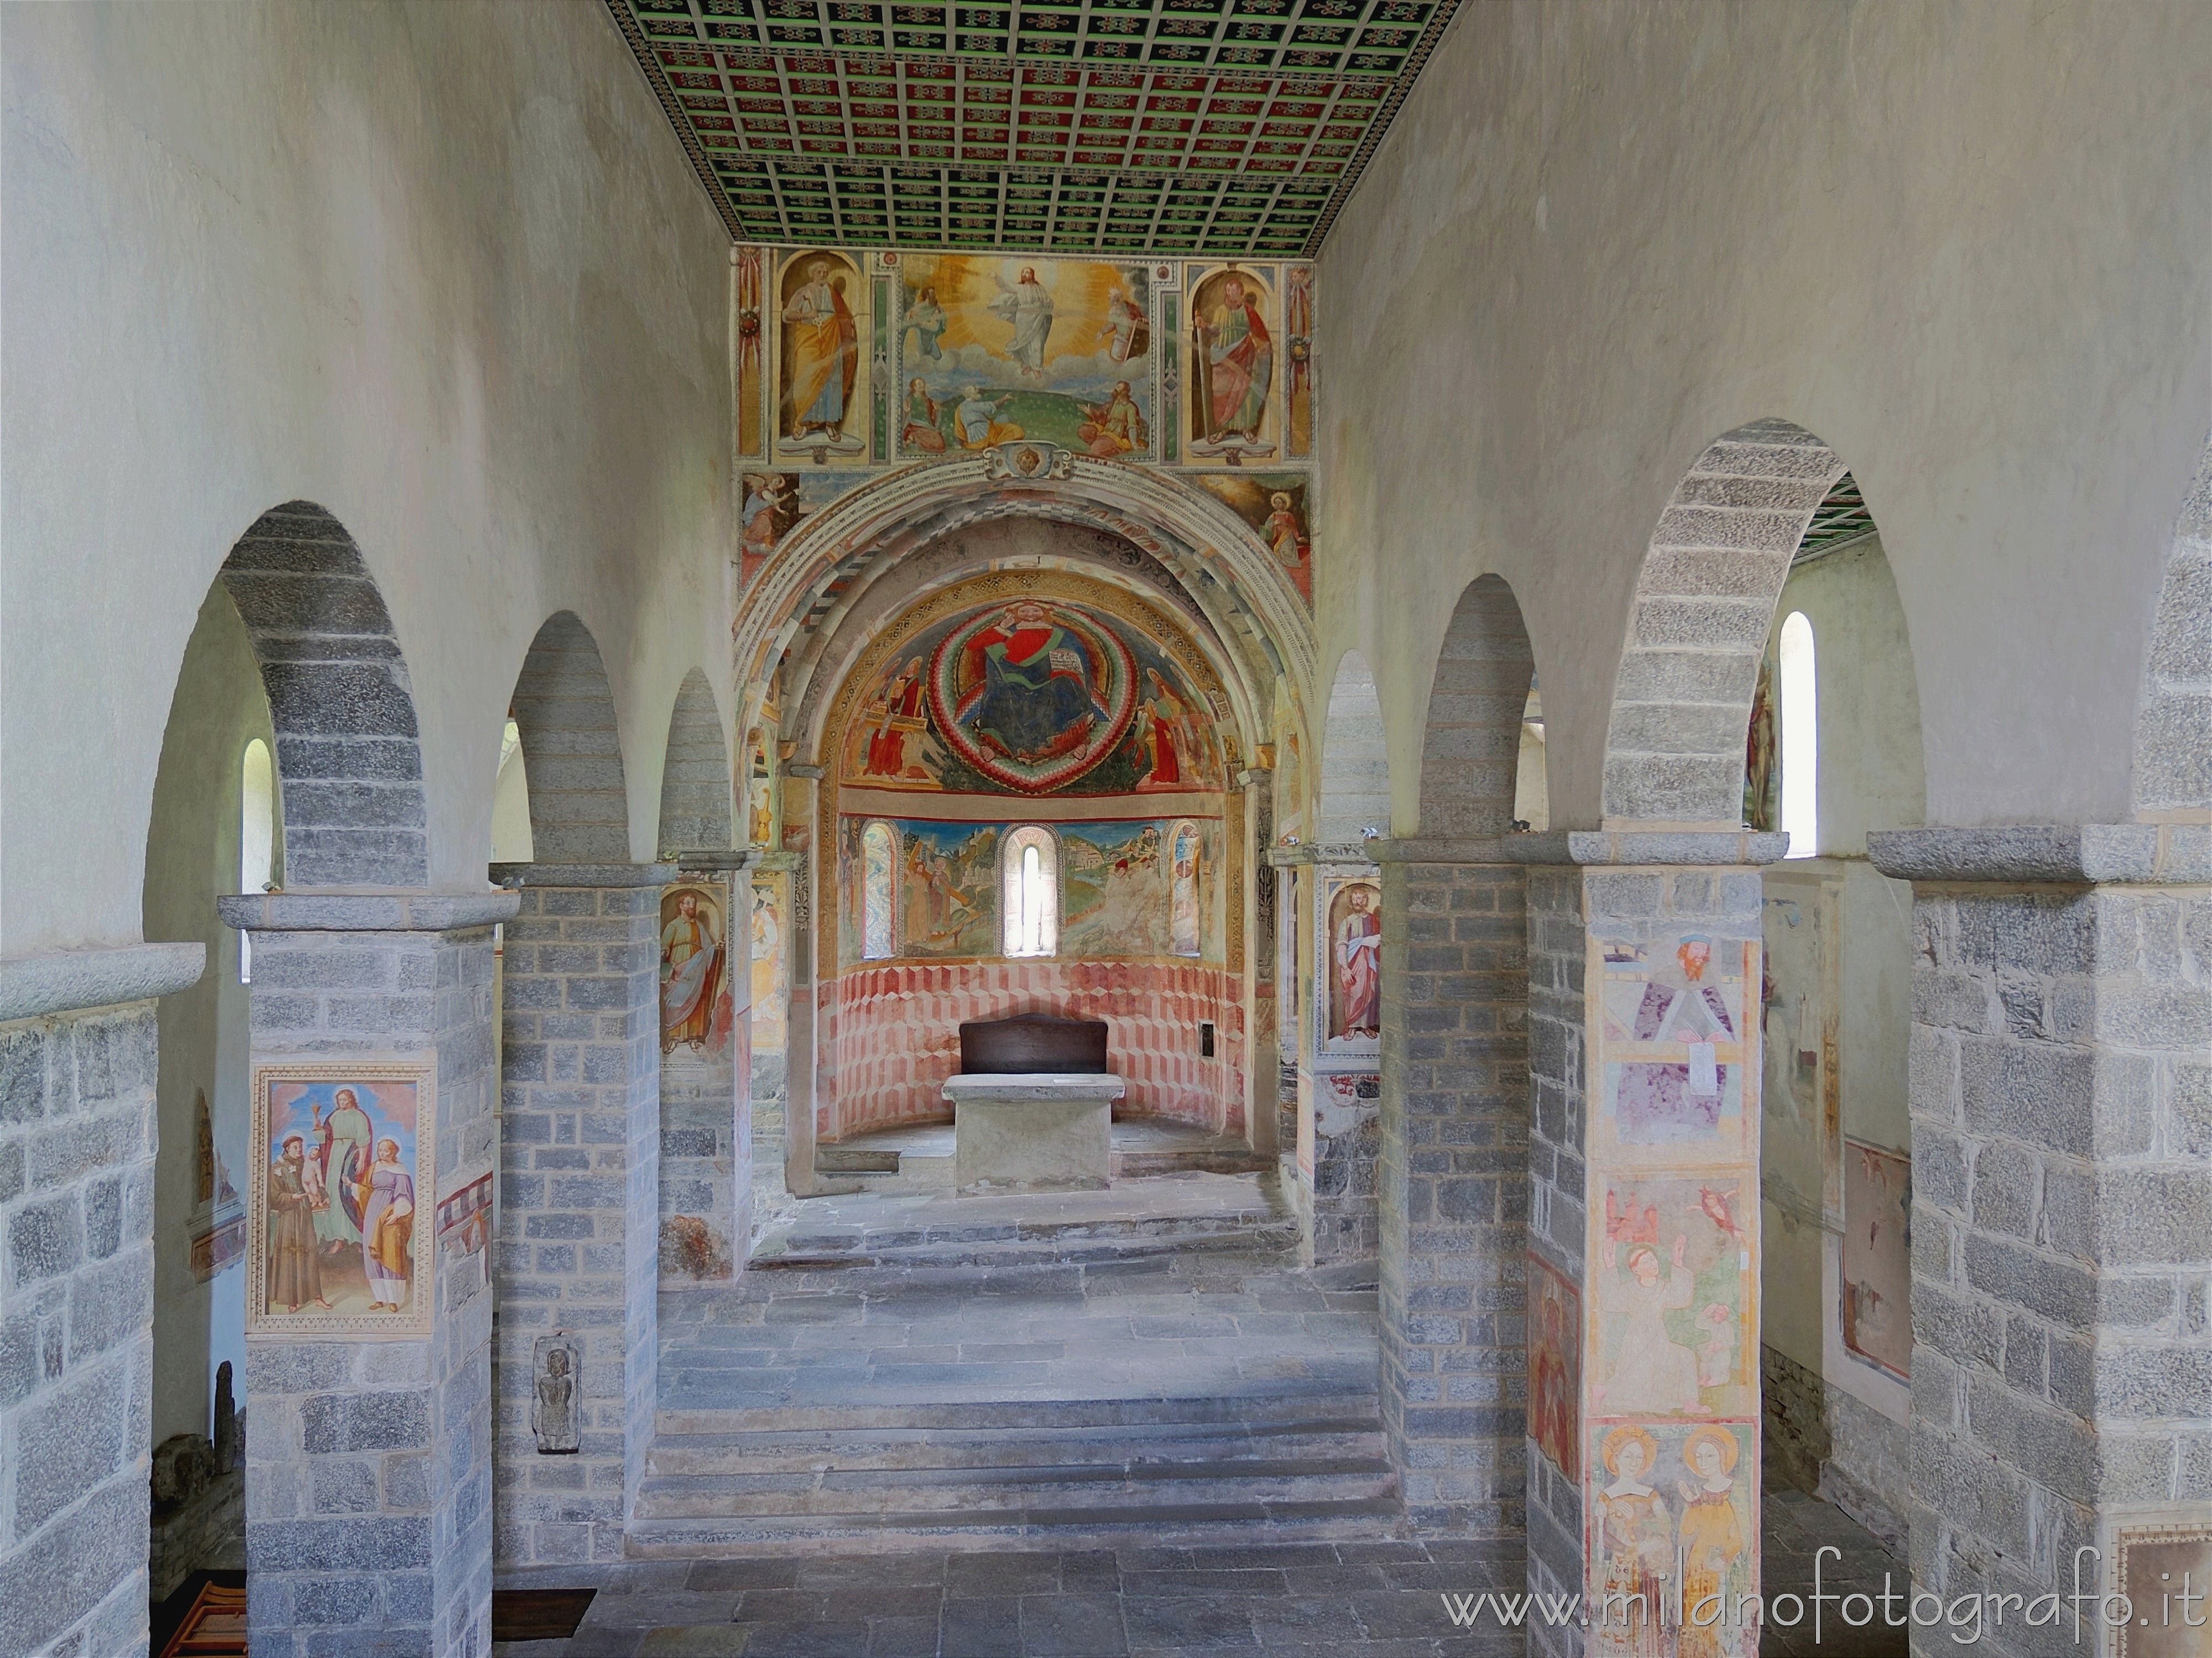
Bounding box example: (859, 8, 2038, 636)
(660, 884, 729, 1057)
(1328, 882, 1382, 1042)
(1190, 268, 1276, 457)
(778, 250, 864, 457)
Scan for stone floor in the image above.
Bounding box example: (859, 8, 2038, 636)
(492, 1495, 1906, 1657)
(496, 1537, 1525, 1657)
(826, 1117, 1248, 1162)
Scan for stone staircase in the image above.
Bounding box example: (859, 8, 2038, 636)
(627, 1391, 1406, 1557)
(749, 1171, 1302, 1269)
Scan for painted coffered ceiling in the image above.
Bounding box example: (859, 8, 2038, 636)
(604, 0, 1459, 256)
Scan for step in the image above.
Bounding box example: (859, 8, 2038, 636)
(645, 1419, 1387, 1478)
(814, 1147, 901, 1174)
(653, 1388, 1381, 1439)
(635, 1458, 1397, 1520)
(622, 1494, 1410, 1558)
(753, 1214, 1298, 1271)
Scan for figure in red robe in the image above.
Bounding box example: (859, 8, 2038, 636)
(1334, 886, 1381, 1038)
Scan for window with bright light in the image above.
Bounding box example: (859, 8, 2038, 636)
(860, 821, 897, 960)
(1002, 826, 1058, 959)
(1778, 612, 1818, 858)
(239, 739, 274, 981)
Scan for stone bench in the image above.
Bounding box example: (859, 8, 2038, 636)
(943, 1014, 1122, 1194)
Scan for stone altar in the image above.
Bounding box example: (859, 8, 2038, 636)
(941, 1073, 1125, 1194)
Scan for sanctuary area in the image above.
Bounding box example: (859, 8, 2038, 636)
(1, 4, 2206, 1657)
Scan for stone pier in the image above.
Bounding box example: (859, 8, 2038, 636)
(219, 890, 511, 1658)
(489, 862, 670, 1567)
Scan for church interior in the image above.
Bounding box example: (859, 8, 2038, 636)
(2, 3, 2206, 1656)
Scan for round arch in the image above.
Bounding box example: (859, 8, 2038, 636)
(658, 665, 733, 857)
(215, 501, 429, 887)
(732, 455, 1316, 747)
(1600, 418, 1851, 829)
(507, 610, 631, 864)
(1415, 573, 1537, 840)
(1318, 647, 1390, 848)
(2131, 432, 2212, 818)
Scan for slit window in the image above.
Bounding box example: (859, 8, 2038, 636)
(1003, 825, 1058, 958)
(1778, 611, 1818, 858)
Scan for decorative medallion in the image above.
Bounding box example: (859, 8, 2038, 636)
(983, 441, 1077, 482)
(926, 600, 1138, 793)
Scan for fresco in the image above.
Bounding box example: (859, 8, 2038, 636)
(750, 872, 787, 1055)
(841, 597, 1223, 797)
(1169, 820, 1201, 958)
(1193, 473, 1312, 605)
(896, 255, 1155, 459)
(1320, 876, 1382, 1055)
(1591, 1173, 1756, 1422)
(776, 248, 867, 460)
(1589, 1421, 1757, 1658)
(1187, 264, 1279, 461)
(661, 880, 734, 1064)
(1595, 934, 1757, 1161)
(1528, 1253, 1583, 1478)
(1841, 1139, 1912, 1380)
(249, 1066, 432, 1337)
(1059, 818, 1219, 961)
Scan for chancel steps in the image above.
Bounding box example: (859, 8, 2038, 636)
(628, 1392, 1404, 1556)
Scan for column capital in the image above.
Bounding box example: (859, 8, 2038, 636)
(662, 848, 768, 872)
(1501, 828, 1788, 866)
(0, 940, 206, 1022)
(489, 861, 681, 889)
(218, 888, 519, 932)
(1866, 821, 2208, 884)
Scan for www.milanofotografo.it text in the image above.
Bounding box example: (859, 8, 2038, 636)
(1442, 1547, 2209, 1645)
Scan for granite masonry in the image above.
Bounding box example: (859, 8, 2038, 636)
(220, 893, 509, 1658)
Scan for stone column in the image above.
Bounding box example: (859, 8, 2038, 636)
(1866, 826, 2211, 1658)
(488, 862, 670, 1568)
(1373, 839, 1530, 1537)
(0, 944, 205, 1658)
(217, 891, 512, 1658)
(780, 766, 825, 1198)
(1240, 766, 1280, 1159)
(1506, 831, 1781, 1658)
(1297, 843, 1385, 1264)
(656, 850, 758, 1288)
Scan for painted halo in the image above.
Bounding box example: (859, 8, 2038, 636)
(926, 599, 1138, 792)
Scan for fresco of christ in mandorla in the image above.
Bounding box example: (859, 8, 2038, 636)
(926, 600, 1138, 793)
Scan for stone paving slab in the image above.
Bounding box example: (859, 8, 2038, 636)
(492, 1540, 1527, 1656)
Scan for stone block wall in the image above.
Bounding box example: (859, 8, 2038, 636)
(1903, 879, 2211, 1653)
(1375, 857, 1529, 1535)
(1307, 1072, 1380, 1263)
(494, 880, 661, 1566)
(1519, 865, 1585, 1657)
(239, 923, 499, 1658)
(0, 1002, 159, 1658)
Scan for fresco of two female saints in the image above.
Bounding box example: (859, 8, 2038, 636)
(257, 1075, 422, 1327)
(1594, 1423, 1755, 1658)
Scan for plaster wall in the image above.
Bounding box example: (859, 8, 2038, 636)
(1316, 0, 2212, 833)
(142, 588, 275, 1448)
(2, 0, 735, 954)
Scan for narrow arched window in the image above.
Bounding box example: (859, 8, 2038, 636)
(1169, 820, 1201, 956)
(1002, 826, 1058, 959)
(240, 739, 274, 982)
(1778, 612, 1818, 858)
(860, 821, 897, 960)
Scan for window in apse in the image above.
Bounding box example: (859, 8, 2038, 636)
(1003, 826, 1058, 959)
(240, 739, 274, 982)
(1169, 821, 1201, 956)
(1778, 612, 1818, 857)
(860, 821, 897, 960)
